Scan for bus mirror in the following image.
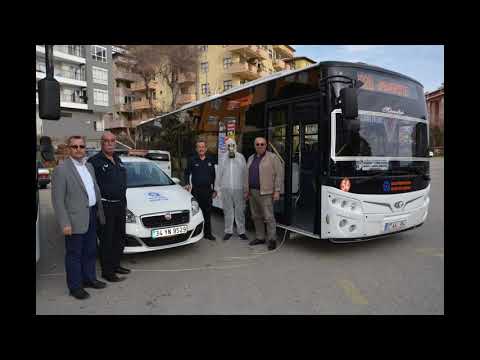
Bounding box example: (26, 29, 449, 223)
(340, 87, 358, 119)
(38, 78, 61, 120)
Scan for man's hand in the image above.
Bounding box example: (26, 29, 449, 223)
(184, 185, 192, 192)
(212, 191, 217, 199)
(63, 226, 72, 236)
(273, 191, 280, 201)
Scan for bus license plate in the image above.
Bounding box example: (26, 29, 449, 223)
(152, 225, 188, 238)
(384, 220, 407, 233)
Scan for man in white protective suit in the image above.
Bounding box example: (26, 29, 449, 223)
(216, 138, 249, 241)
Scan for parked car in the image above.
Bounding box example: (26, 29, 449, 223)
(121, 156, 204, 253)
(144, 150, 172, 177)
(37, 161, 51, 189)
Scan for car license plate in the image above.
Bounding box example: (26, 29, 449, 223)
(152, 225, 188, 238)
(384, 220, 407, 233)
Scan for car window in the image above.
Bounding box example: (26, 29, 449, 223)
(124, 162, 174, 188)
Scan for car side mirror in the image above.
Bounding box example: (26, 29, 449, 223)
(172, 177, 181, 185)
(340, 87, 358, 119)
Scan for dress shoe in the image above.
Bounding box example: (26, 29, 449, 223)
(249, 239, 266, 246)
(223, 233, 232, 241)
(268, 240, 277, 250)
(205, 234, 216, 241)
(83, 280, 107, 289)
(239, 233, 249, 240)
(115, 266, 131, 275)
(69, 288, 90, 300)
(102, 274, 126, 282)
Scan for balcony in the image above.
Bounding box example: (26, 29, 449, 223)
(273, 45, 295, 58)
(114, 70, 140, 82)
(59, 93, 89, 110)
(36, 45, 86, 64)
(114, 54, 137, 66)
(131, 80, 159, 92)
(226, 62, 260, 80)
(104, 116, 128, 129)
(177, 72, 196, 84)
(176, 93, 196, 106)
(273, 58, 286, 70)
(36, 63, 87, 87)
(132, 99, 152, 110)
(114, 87, 132, 98)
(226, 45, 267, 60)
(114, 103, 133, 112)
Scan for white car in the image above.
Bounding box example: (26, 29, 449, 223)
(121, 156, 204, 253)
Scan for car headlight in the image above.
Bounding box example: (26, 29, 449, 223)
(191, 198, 200, 217)
(126, 209, 136, 223)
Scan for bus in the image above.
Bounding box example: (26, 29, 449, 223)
(136, 61, 430, 242)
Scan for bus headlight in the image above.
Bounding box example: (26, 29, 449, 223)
(191, 198, 200, 217)
(126, 209, 136, 223)
(329, 194, 362, 214)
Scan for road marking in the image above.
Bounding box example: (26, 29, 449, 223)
(415, 248, 444, 257)
(338, 280, 369, 305)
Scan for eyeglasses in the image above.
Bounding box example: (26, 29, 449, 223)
(70, 145, 86, 149)
(255, 143, 266, 146)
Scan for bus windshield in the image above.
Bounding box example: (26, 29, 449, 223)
(335, 111, 428, 158)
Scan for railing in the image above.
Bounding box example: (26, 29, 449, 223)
(36, 62, 85, 81)
(60, 93, 87, 104)
(55, 45, 86, 58)
(132, 99, 152, 110)
(114, 70, 140, 82)
(131, 80, 158, 91)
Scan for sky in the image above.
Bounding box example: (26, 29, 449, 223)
(292, 45, 444, 93)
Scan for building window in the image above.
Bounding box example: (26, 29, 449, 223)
(92, 66, 108, 85)
(201, 62, 209, 73)
(223, 57, 232, 69)
(223, 80, 233, 91)
(94, 120, 104, 132)
(199, 45, 208, 52)
(91, 45, 107, 63)
(93, 89, 109, 106)
(201, 83, 210, 95)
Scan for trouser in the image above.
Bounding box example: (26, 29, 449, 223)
(65, 206, 97, 291)
(222, 188, 246, 234)
(97, 201, 126, 277)
(192, 186, 213, 236)
(248, 189, 277, 241)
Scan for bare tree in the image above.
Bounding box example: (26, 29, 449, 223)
(126, 45, 199, 114)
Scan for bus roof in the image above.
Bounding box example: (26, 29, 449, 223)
(138, 61, 423, 127)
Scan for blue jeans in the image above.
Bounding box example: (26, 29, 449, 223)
(64, 206, 98, 291)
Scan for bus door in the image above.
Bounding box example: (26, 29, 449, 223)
(266, 96, 320, 233)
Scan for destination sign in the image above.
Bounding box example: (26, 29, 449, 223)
(357, 72, 418, 99)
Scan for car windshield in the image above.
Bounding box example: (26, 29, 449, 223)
(335, 111, 428, 158)
(124, 161, 174, 188)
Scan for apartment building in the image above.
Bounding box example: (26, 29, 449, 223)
(195, 45, 297, 99)
(284, 56, 316, 70)
(35, 45, 114, 147)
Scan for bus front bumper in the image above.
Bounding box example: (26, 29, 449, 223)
(321, 185, 430, 242)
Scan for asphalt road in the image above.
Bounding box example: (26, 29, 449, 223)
(36, 158, 444, 315)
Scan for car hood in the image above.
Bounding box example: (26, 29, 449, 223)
(126, 185, 193, 216)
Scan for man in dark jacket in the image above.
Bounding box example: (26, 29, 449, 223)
(184, 140, 217, 240)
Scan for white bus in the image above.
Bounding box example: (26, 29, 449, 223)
(137, 61, 430, 243)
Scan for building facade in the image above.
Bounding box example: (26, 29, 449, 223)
(35, 45, 114, 148)
(425, 84, 444, 150)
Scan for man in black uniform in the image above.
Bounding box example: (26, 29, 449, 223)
(184, 140, 217, 241)
(88, 131, 130, 282)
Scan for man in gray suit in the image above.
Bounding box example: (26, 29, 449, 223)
(51, 135, 107, 300)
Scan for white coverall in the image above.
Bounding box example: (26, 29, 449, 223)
(216, 138, 247, 235)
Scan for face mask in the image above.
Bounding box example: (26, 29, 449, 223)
(228, 143, 235, 158)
